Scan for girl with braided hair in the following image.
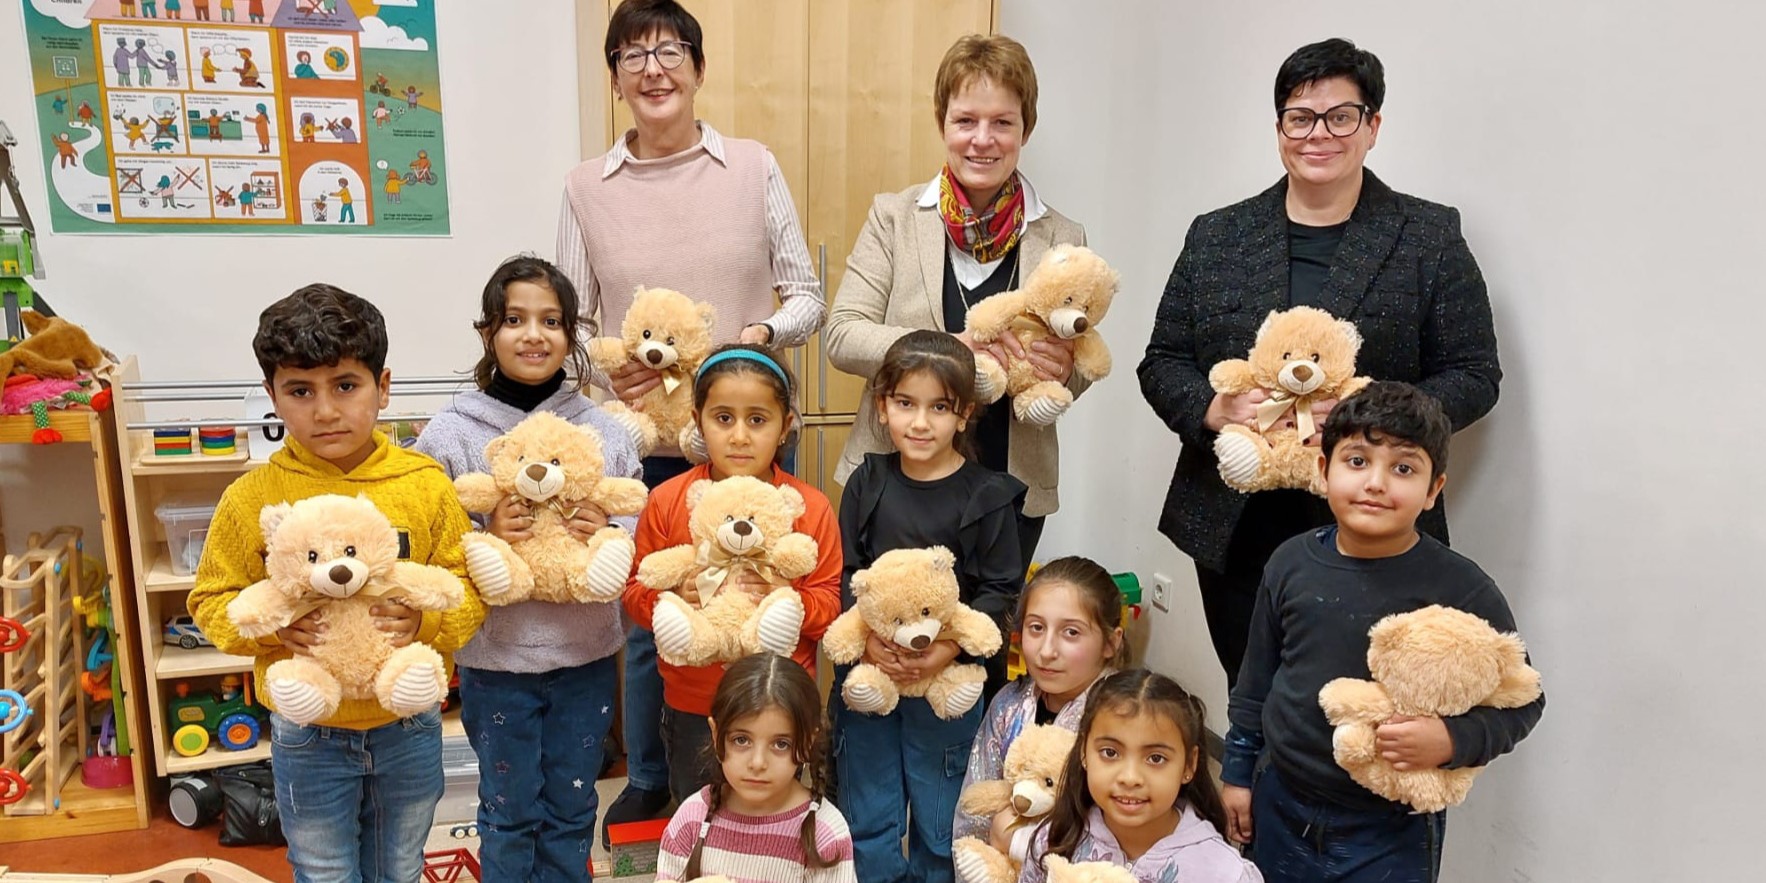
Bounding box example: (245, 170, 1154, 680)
(655, 653, 856, 883)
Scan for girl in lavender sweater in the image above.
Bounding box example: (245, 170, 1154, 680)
(414, 255, 642, 883)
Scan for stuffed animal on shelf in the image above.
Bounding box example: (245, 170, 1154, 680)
(1208, 305, 1373, 495)
(0, 373, 111, 443)
(963, 244, 1119, 425)
(0, 310, 109, 380)
(1318, 604, 1543, 813)
(822, 546, 1002, 720)
(588, 287, 716, 458)
(637, 476, 815, 667)
(952, 724, 1078, 883)
(225, 494, 465, 726)
(454, 411, 648, 606)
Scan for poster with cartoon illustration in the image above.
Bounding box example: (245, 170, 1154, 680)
(18, 0, 450, 235)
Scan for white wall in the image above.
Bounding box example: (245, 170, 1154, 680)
(1003, 0, 1766, 878)
(0, 0, 590, 551)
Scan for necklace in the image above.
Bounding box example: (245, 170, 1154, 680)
(954, 250, 1022, 311)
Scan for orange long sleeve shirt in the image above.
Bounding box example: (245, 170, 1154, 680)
(623, 464, 842, 716)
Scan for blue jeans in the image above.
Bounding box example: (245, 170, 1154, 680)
(621, 626, 669, 793)
(271, 709, 444, 883)
(460, 658, 617, 883)
(831, 666, 982, 883)
(1250, 765, 1445, 882)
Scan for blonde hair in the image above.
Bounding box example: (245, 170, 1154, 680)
(933, 34, 1039, 137)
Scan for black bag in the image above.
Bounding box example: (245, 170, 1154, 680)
(215, 761, 286, 847)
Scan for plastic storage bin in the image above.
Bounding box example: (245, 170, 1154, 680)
(157, 498, 219, 576)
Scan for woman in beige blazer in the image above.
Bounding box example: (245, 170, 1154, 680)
(824, 35, 1088, 564)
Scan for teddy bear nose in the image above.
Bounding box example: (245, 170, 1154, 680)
(732, 520, 752, 536)
(645, 348, 665, 365)
(908, 634, 931, 650)
(328, 564, 353, 585)
(1292, 363, 1314, 381)
(1072, 316, 1089, 333)
(1012, 794, 1033, 814)
(525, 463, 548, 481)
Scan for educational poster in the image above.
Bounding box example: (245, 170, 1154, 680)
(17, 0, 450, 235)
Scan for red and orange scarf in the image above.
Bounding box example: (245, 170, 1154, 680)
(937, 165, 1026, 263)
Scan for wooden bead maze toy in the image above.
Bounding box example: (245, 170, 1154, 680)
(0, 527, 88, 817)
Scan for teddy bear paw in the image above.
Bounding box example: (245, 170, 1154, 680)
(652, 596, 697, 662)
(585, 534, 635, 601)
(935, 681, 985, 719)
(973, 357, 1007, 403)
(843, 680, 891, 715)
(268, 678, 332, 726)
(1015, 395, 1070, 426)
(387, 663, 443, 717)
(754, 593, 806, 656)
(1214, 430, 1265, 488)
(952, 838, 1006, 883)
(463, 540, 512, 598)
(680, 423, 709, 464)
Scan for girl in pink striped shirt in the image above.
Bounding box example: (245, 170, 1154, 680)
(656, 653, 857, 883)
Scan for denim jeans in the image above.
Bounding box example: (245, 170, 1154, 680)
(460, 658, 617, 883)
(1250, 765, 1445, 883)
(830, 666, 982, 883)
(621, 626, 669, 793)
(270, 709, 444, 883)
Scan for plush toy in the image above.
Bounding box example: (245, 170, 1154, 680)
(1208, 305, 1373, 495)
(0, 374, 111, 444)
(823, 546, 1002, 720)
(1318, 604, 1543, 813)
(1039, 855, 1141, 883)
(588, 287, 717, 458)
(638, 476, 815, 667)
(454, 411, 648, 606)
(952, 724, 1078, 883)
(964, 244, 1119, 425)
(225, 494, 465, 726)
(0, 311, 109, 380)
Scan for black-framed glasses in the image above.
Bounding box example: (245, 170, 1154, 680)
(1278, 103, 1371, 139)
(611, 41, 694, 75)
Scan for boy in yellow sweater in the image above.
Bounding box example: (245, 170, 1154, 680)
(188, 284, 483, 883)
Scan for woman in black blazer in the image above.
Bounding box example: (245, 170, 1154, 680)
(1137, 38, 1501, 685)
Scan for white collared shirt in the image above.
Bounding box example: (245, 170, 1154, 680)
(917, 172, 1049, 291)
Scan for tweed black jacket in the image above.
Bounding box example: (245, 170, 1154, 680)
(1137, 170, 1501, 572)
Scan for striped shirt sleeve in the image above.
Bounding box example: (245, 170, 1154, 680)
(555, 189, 614, 390)
(757, 150, 825, 347)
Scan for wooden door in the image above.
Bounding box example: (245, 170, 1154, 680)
(802, 0, 996, 417)
(797, 419, 853, 512)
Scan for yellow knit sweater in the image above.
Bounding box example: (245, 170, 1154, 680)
(188, 432, 484, 730)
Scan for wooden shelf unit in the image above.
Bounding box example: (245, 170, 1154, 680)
(0, 368, 152, 844)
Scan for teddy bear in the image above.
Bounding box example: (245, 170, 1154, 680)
(0, 310, 110, 380)
(952, 724, 1078, 883)
(963, 244, 1119, 425)
(1039, 855, 1141, 883)
(638, 475, 816, 667)
(225, 494, 465, 726)
(454, 411, 649, 606)
(822, 546, 1002, 720)
(1208, 305, 1374, 495)
(1318, 604, 1543, 813)
(588, 286, 717, 458)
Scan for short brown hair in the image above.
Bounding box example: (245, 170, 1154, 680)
(252, 284, 387, 382)
(604, 0, 704, 74)
(934, 34, 1039, 137)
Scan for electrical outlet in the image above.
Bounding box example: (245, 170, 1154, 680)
(1151, 572, 1173, 613)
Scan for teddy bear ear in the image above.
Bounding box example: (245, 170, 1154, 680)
(1336, 317, 1364, 352)
(686, 479, 714, 510)
(1255, 310, 1281, 342)
(777, 485, 806, 520)
(928, 545, 956, 573)
(697, 301, 717, 331)
(850, 568, 870, 598)
(259, 502, 294, 543)
(483, 435, 509, 464)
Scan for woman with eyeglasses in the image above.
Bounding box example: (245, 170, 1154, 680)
(553, 0, 823, 862)
(1138, 37, 1501, 685)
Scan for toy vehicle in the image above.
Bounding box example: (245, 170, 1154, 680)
(162, 614, 213, 650)
(166, 676, 268, 757)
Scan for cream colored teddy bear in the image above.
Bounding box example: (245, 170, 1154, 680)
(963, 244, 1118, 425)
(1209, 305, 1373, 495)
(225, 494, 464, 726)
(638, 476, 816, 667)
(1318, 604, 1542, 813)
(455, 412, 649, 605)
(589, 286, 716, 457)
(822, 546, 1002, 720)
(953, 724, 1078, 883)
(1041, 855, 1140, 883)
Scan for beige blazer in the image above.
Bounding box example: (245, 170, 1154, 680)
(823, 184, 1088, 518)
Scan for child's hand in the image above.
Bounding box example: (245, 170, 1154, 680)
(892, 639, 960, 684)
(560, 500, 609, 543)
(372, 600, 422, 648)
(487, 494, 533, 543)
(1222, 783, 1253, 843)
(1376, 715, 1454, 770)
(276, 609, 325, 656)
(671, 576, 703, 607)
(720, 567, 774, 603)
(862, 631, 914, 683)
(988, 807, 1016, 852)
(609, 359, 662, 407)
